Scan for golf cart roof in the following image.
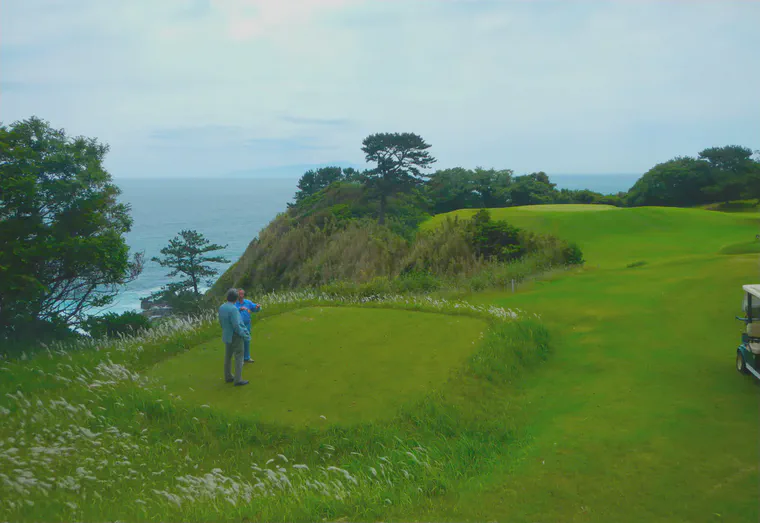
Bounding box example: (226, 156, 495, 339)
(743, 285, 760, 300)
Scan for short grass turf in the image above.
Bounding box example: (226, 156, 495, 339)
(149, 307, 486, 426)
(423, 254, 760, 522)
(423, 205, 760, 268)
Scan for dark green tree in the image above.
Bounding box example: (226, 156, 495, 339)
(626, 145, 760, 207)
(504, 172, 557, 206)
(0, 116, 143, 341)
(425, 167, 513, 213)
(626, 157, 713, 207)
(469, 209, 524, 261)
(361, 133, 436, 224)
(473, 167, 513, 208)
(426, 167, 482, 213)
(293, 166, 346, 204)
(151, 230, 229, 297)
(699, 145, 759, 201)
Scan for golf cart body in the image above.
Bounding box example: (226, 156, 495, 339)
(736, 285, 760, 379)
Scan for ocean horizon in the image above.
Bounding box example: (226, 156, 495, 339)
(101, 173, 639, 315)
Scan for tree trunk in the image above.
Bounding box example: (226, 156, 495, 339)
(378, 193, 387, 225)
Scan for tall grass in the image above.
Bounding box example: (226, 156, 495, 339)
(212, 213, 581, 297)
(0, 293, 550, 521)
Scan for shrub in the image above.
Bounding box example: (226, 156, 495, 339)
(563, 242, 585, 265)
(83, 311, 152, 339)
(395, 271, 443, 293)
(470, 209, 524, 262)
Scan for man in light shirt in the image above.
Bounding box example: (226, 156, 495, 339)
(235, 288, 260, 363)
(218, 288, 251, 386)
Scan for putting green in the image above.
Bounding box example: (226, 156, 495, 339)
(512, 203, 620, 212)
(149, 307, 486, 425)
(424, 205, 760, 268)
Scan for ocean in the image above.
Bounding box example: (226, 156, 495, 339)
(102, 173, 639, 314)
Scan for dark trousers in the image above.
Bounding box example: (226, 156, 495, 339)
(224, 335, 244, 383)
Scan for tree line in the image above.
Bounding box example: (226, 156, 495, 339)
(292, 137, 760, 216)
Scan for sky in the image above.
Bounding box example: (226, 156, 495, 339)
(1, 0, 759, 179)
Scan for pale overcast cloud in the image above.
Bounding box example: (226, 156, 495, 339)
(1, 0, 758, 178)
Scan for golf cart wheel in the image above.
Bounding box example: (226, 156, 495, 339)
(737, 350, 748, 374)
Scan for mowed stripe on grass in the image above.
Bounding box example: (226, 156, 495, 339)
(149, 307, 486, 426)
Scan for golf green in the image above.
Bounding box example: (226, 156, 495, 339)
(149, 306, 487, 425)
(423, 205, 759, 268)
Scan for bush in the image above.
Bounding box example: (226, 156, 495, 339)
(319, 277, 395, 298)
(470, 209, 524, 262)
(563, 242, 585, 265)
(83, 311, 152, 339)
(395, 271, 443, 293)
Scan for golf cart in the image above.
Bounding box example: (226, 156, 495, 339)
(736, 285, 760, 380)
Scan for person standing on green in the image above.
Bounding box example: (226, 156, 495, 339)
(218, 288, 251, 386)
(235, 288, 260, 363)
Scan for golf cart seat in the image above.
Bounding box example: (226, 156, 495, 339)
(746, 323, 760, 354)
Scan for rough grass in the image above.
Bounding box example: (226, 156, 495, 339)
(424, 205, 760, 268)
(0, 297, 548, 522)
(4, 204, 760, 521)
(149, 307, 487, 425)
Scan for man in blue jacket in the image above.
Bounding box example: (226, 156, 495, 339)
(218, 288, 251, 386)
(235, 288, 260, 363)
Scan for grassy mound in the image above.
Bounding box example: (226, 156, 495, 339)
(425, 205, 760, 267)
(149, 307, 486, 425)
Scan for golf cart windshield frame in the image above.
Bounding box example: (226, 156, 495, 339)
(740, 285, 760, 323)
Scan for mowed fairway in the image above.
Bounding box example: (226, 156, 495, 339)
(424, 205, 760, 268)
(150, 307, 486, 425)
(417, 205, 760, 522)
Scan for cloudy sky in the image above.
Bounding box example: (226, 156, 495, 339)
(2, 0, 759, 178)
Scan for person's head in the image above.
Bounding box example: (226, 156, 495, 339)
(238, 289, 245, 301)
(226, 288, 238, 302)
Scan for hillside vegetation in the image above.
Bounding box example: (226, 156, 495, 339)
(2, 204, 759, 522)
(212, 201, 582, 296)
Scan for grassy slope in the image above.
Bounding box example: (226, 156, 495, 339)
(4, 204, 759, 522)
(415, 205, 760, 522)
(149, 307, 486, 425)
(424, 205, 759, 268)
